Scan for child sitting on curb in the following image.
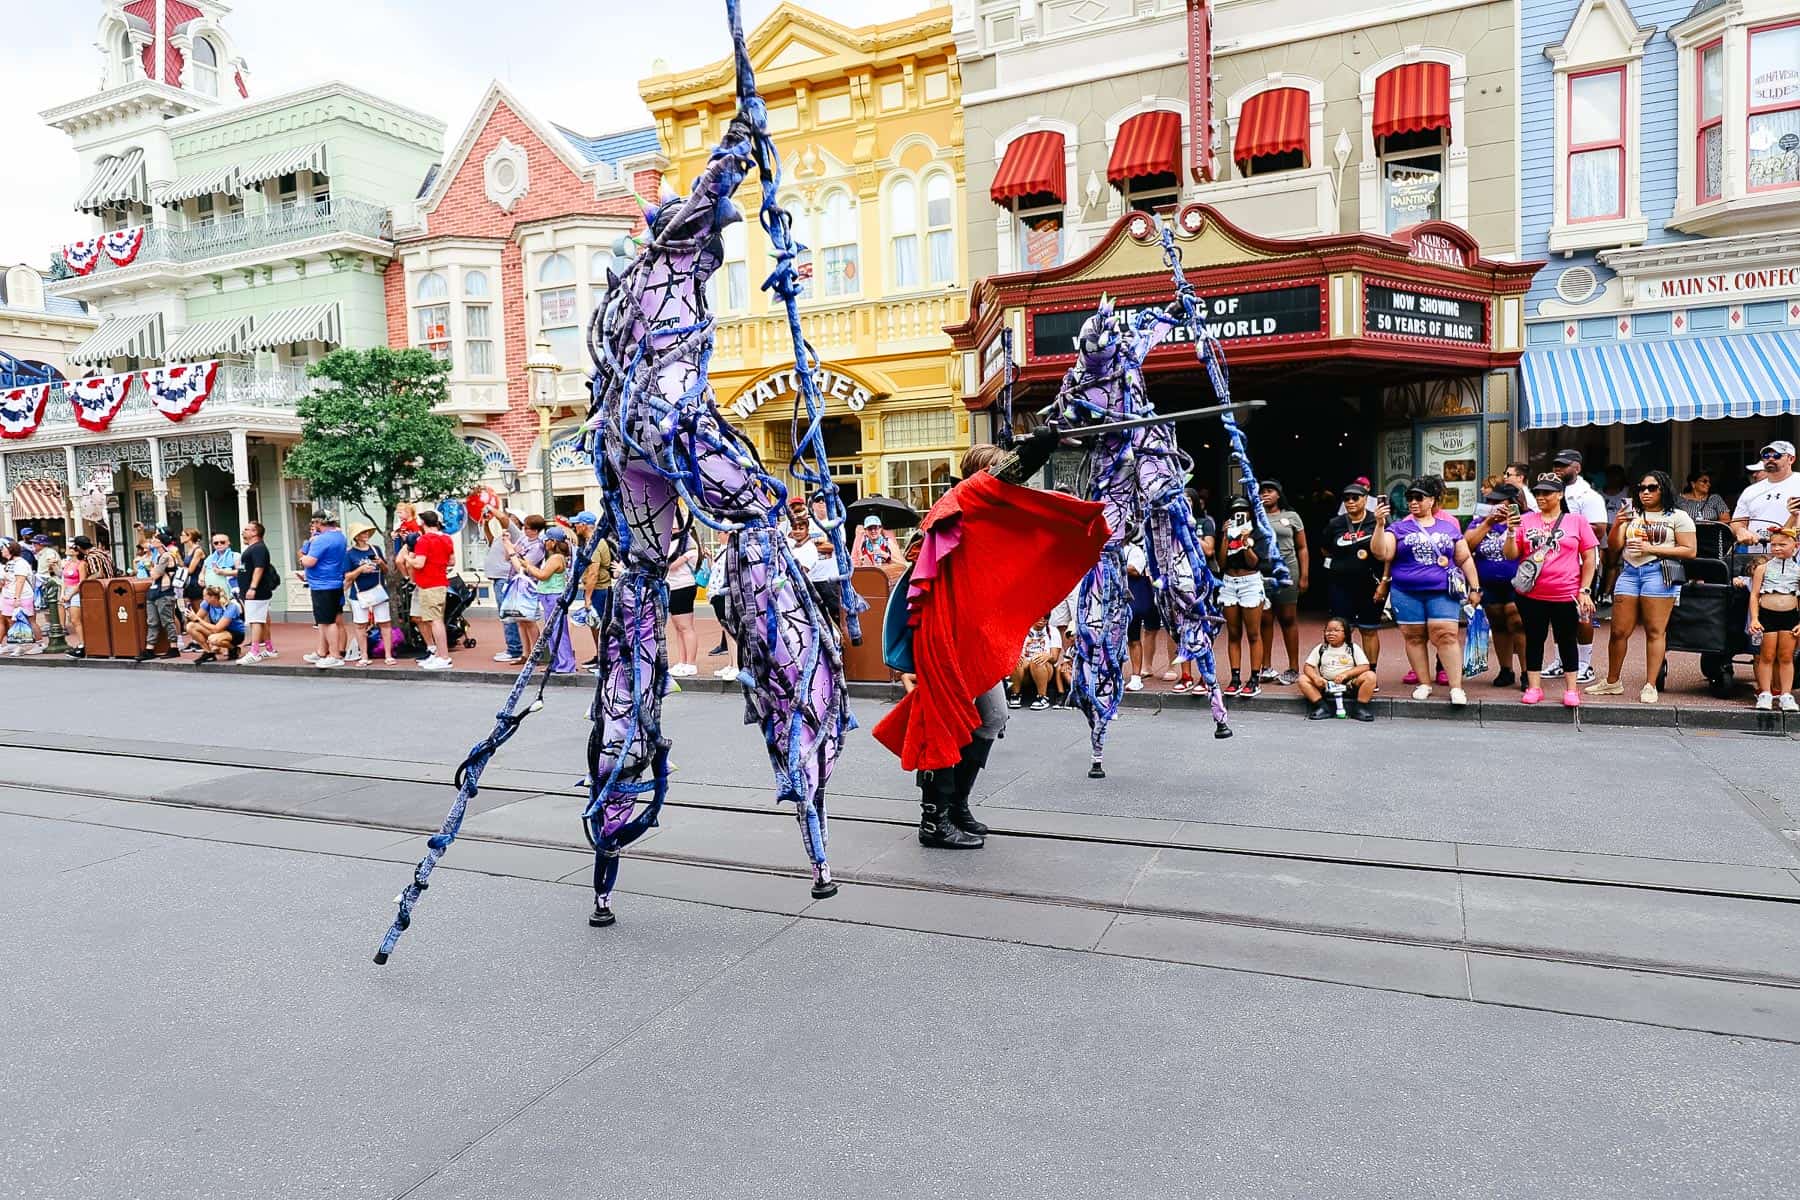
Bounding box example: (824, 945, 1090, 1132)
(1299, 616, 1377, 721)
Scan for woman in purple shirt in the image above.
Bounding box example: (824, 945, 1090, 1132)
(1373, 475, 1482, 706)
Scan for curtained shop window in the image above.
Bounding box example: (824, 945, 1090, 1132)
(1748, 22, 1800, 190)
(1568, 67, 1625, 220)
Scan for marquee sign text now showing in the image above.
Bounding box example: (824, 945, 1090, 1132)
(1364, 285, 1485, 345)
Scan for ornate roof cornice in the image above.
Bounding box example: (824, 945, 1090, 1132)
(169, 81, 446, 142)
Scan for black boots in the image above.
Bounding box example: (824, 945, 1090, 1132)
(918, 778, 983, 848)
(947, 736, 992, 837)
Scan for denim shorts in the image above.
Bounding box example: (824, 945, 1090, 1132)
(1389, 585, 1462, 624)
(1614, 559, 1679, 599)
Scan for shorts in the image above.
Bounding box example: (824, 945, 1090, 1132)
(65, 593, 80, 609)
(1758, 607, 1799, 633)
(243, 599, 270, 625)
(1218, 573, 1270, 609)
(351, 594, 392, 624)
(1, 594, 35, 618)
(1127, 576, 1162, 634)
(1328, 577, 1384, 630)
(182, 581, 204, 602)
(309, 587, 345, 625)
(668, 584, 697, 616)
(1478, 578, 1515, 607)
(411, 585, 447, 623)
(1613, 559, 1680, 599)
(1263, 577, 1300, 607)
(1390, 585, 1462, 625)
(811, 581, 842, 622)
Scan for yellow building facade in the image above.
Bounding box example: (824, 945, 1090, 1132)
(639, 3, 968, 511)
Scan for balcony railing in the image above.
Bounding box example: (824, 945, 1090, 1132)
(710, 290, 968, 367)
(36, 364, 313, 432)
(49, 198, 391, 280)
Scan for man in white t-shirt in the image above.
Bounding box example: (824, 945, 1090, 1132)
(1732, 441, 1800, 560)
(1549, 449, 1607, 682)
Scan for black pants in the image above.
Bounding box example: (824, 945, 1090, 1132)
(1515, 594, 1579, 675)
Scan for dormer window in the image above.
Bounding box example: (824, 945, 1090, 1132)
(1542, 0, 1651, 251)
(1568, 68, 1625, 220)
(192, 37, 219, 97)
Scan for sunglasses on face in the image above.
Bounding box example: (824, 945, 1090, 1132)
(1636, 484, 1660, 492)
(1761, 450, 1785, 460)
(1404, 491, 1427, 501)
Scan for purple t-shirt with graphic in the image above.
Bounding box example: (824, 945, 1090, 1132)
(1388, 514, 1463, 592)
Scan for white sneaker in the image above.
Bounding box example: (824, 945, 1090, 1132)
(1449, 687, 1468, 707)
(1412, 684, 1431, 701)
(1575, 665, 1597, 685)
(420, 656, 453, 671)
(1125, 674, 1144, 692)
(262, 647, 279, 659)
(303, 652, 322, 663)
(713, 666, 738, 680)
(493, 651, 518, 662)
(1780, 693, 1800, 713)
(239, 649, 262, 664)
(315, 656, 343, 669)
(23, 642, 43, 655)
(1755, 692, 1774, 711)
(1539, 663, 1565, 679)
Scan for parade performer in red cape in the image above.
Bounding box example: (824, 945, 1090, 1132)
(873, 429, 1109, 847)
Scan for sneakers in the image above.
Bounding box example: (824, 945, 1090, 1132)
(1411, 684, 1431, 701)
(1781, 693, 1800, 713)
(419, 655, 454, 671)
(1521, 686, 1544, 705)
(1639, 684, 1659, 704)
(493, 651, 518, 662)
(1242, 680, 1262, 699)
(240, 649, 263, 664)
(669, 663, 697, 678)
(1449, 687, 1467, 707)
(1562, 689, 1581, 708)
(1276, 669, 1299, 686)
(1754, 691, 1774, 711)
(1223, 675, 1243, 697)
(1029, 696, 1050, 710)
(1006, 692, 1023, 710)
(1257, 668, 1280, 682)
(1125, 674, 1144, 692)
(713, 666, 738, 681)
(1491, 668, 1516, 688)
(1585, 680, 1623, 696)
(1575, 665, 1598, 685)
(313, 656, 344, 669)
(1540, 663, 1565, 679)
(260, 646, 279, 659)
(303, 652, 322, 663)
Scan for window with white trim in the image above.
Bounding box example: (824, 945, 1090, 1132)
(887, 456, 954, 512)
(464, 270, 494, 376)
(192, 37, 219, 97)
(780, 193, 813, 301)
(924, 173, 955, 283)
(819, 189, 859, 298)
(1014, 201, 1064, 270)
(1379, 129, 1445, 233)
(414, 271, 450, 363)
(1568, 68, 1625, 220)
(1748, 21, 1800, 190)
(1699, 40, 1724, 202)
(890, 178, 920, 288)
(537, 253, 581, 366)
(721, 221, 749, 310)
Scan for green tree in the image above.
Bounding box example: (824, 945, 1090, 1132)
(284, 347, 483, 541)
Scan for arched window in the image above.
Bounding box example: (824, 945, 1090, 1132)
(192, 37, 219, 97)
(117, 31, 135, 82)
(819, 190, 858, 298)
(413, 272, 450, 362)
(464, 269, 489, 297)
(537, 254, 580, 365)
(889, 178, 920, 289)
(780, 193, 812, 301)
(589, 249, 611, 282)
(923, 173, 955, 284)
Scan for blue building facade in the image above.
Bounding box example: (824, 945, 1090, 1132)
(1518, 0, 1800, 489)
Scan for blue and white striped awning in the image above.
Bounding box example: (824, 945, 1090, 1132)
(1520, 330, 1800, 429)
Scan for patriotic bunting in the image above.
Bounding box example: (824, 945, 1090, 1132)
(102, 226, 146, 267)
(62, 238, 101, 276)
(138, 360, 220, 422)
(0, 385, 51, 440)
(66, 374, 135, 432)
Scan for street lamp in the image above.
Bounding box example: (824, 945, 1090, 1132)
(525, 338, 561, 518)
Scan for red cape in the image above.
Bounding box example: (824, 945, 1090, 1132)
(872, 471, 1109, 771)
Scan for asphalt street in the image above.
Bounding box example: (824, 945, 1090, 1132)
(3, 668, 1799, 1198)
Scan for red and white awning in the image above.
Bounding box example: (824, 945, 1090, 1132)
(990, 131, 1066, 206)
(1107, 111, 1181, 185)
(1373, 62, 1452, 141)
(8, 479, 67, 521)
(1234, 88, 1310, 168)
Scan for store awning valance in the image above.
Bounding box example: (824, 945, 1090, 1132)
(1373, 62, 1452, 141)
(1520, 332, 1800, 429)
(236, 143, 328, 188)
(67, 312, 165, 365)
(165, 316, 257, 360)
(241, 304, 340, 351)
(1107, 111, 1181, 185)
(990, 131, 1066, 206)
(8, 479, 66, 520)
(153, 166, 240, 207)
(1234, 88, 1311, 167)
(75, 149, 148, 214)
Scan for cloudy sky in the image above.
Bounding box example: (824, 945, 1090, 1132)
(2, 0, 903, 269)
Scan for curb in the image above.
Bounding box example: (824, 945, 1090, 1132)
(3, 653, 1794, 735)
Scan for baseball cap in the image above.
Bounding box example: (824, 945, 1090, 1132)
(1747, 460, 1769, 472)
(572, 511, 599, 527)
(1341, 481, 1370, 498)
(542, 526, 570, 542)
(1531, 474, 1565, 494)
(1552, 449, 1583, 466)
(29, 534, 51, 546)
(310, 510, 334, 523)
(1761, 440, 1796, 458)
(862, 514, 882, 528)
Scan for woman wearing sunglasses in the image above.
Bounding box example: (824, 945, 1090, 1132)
(1504, 475, 1599, 706)
(1588, 470, 1696, 702)
(1373, 476, 1481, 705)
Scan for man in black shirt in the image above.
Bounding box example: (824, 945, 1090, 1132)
(1322, 480, 1386, 670)
(236, 520, 280, 662)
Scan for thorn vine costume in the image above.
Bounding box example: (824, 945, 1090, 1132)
(373, 0, 862, 962)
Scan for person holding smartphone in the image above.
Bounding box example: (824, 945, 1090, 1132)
(1466, 483, 1525, 689)
(1588, 470, 1696, 702)
(1323, 481, 1386, 673)
(1730, 441, 1799, 569)
(1504, 475, 1598, 706)
(1373, 476, 1480, 706)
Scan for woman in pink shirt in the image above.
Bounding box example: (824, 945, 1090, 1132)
(1503, 474, 1599, 706)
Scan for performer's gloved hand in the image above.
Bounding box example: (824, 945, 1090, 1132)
(1005, 421, 1062, 480)
(1166, 298, 1189, 322)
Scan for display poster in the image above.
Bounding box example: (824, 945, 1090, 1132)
(1418, 419, 1481, 518)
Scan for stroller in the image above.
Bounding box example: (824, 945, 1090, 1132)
(1663, 521, 1754, 697)
(373, 574, 479, 659)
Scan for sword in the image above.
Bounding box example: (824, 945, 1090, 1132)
(1046, 399, 1265, 440)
